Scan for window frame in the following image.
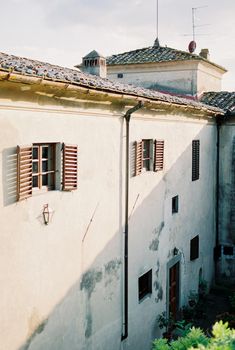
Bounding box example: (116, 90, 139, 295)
(138, 269, 152, 301)
(172, 195, 179, 214)
(32, 143, 56, 191)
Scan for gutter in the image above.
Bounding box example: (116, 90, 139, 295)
(122, 101, 143, 341)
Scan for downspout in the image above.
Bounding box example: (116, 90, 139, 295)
(122, 101, 143, 341)
(216, 117, 221, 248)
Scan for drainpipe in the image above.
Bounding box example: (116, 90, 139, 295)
(216, 117, 221, 248)
(122, 101, 143, 341)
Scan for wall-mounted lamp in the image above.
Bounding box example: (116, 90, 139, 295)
(43, 204, 52, 225)
(173, 247, 179, 256)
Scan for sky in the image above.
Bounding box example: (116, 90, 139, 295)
(0, 0, 234, 91)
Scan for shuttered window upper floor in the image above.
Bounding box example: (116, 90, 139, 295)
(17, 143, 78, 201)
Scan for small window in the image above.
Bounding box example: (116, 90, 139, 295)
(190, 235, 199, 260)
(172, 195, 179, 214)
(192, 140, 200, 181)
(138, 269, 152, 301)
(117, 73, 123, 78)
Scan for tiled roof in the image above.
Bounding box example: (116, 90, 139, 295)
(200, 92, 235, 114)
(106, 45, 226, 71)
(0, 51, 222, 113)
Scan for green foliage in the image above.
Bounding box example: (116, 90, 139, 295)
(153, 322, 235, 350)
(157, 312, 174, 330)
(173, 320, 193, 338)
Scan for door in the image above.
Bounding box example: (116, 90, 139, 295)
(169, 261, 180, 319)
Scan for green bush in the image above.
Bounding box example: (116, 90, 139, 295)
(153, 322, 235, 350)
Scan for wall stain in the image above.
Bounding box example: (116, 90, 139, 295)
(154, 281, 163, 303)
(80, 268, 102, 298)
(149, 222, 164, 251)
(20, 309, 48, 350)
(155, 260, 160, 278)
(85, 313, 92, 338)
(105, 259, 121, 275)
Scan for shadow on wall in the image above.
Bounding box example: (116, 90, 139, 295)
(2, 147, 17, 206)
(11, 124, 216, 350)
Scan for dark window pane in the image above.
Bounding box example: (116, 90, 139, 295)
(32, 162, 38, 173)
(190, 235, 199, 260)
(32, 176, 38, 188)
(42, 160, 48, 172)
(138, 269, 152, 301)
(143, 140, 150, 158)
(33, 147, 38, 160)
(42, 174, 48, 186)
(143, 159, 150, 170)
(42, 146, 48, 158)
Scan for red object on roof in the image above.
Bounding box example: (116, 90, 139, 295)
(188, 41, 196, 53)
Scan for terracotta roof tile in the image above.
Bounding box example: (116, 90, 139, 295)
(106, 45, 226, 71)
(200, 92, 235, 114)
(0, 51, 222, 113)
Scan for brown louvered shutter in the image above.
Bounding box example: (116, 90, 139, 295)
(192, 140, 200, 181)
(63, 144, 78, 191)
(17, 145, 32, 201)
(135, 141, 143, 176)
(154, 140, 164, 171)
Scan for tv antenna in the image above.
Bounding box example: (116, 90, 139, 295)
(192, 6, 208, 41)
(183, 5, 209, 53)
(156, 0, 159, 39)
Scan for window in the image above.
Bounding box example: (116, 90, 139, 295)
(192, 140, 200, 181)
(135, 139, 164, 176)
(32, 144, 55, 190)
(142, 139, 152, 171)
(117, 73, 123, 78)
(17, 143, 78, 201)
(190, 235, 199, 260)
(172, 195, 179, 214)
(138, 269, 152, 301)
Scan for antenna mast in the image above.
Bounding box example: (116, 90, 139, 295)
(156, 0, 159, 39)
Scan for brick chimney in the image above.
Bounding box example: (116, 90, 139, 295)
(75, 50, 107, 78)
(199, 48, 210, 60)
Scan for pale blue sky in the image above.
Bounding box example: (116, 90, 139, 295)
(0, 0, 234, 90)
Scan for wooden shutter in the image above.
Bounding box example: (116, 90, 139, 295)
(154, 140, 164, 171)
(62, 144, 78, 191)
(135, 141, 143, 176)
(17, 145, 32, 201)
(192, 140, 200, 181)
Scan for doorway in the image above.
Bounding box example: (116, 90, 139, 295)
(168, 261, 180, 319)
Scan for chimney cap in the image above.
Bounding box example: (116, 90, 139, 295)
(199, 48, 210, 60)
(83, 50, 105, 59)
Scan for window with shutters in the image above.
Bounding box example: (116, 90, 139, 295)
(192, 140, 200, 181)
(17, 143, 78, 201)
(135, 139, 164, 176)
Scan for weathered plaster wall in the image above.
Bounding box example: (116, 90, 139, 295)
(0, 83, 217, 350)
(107, 61, 224, 96)
(126, 113, 216, 349)
(197, 62, 223, 96)
(217, 118, 235, 281)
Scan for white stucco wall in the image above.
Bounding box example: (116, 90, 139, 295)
(107, 61, 225, 96)
(0, 82, 217, 350)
